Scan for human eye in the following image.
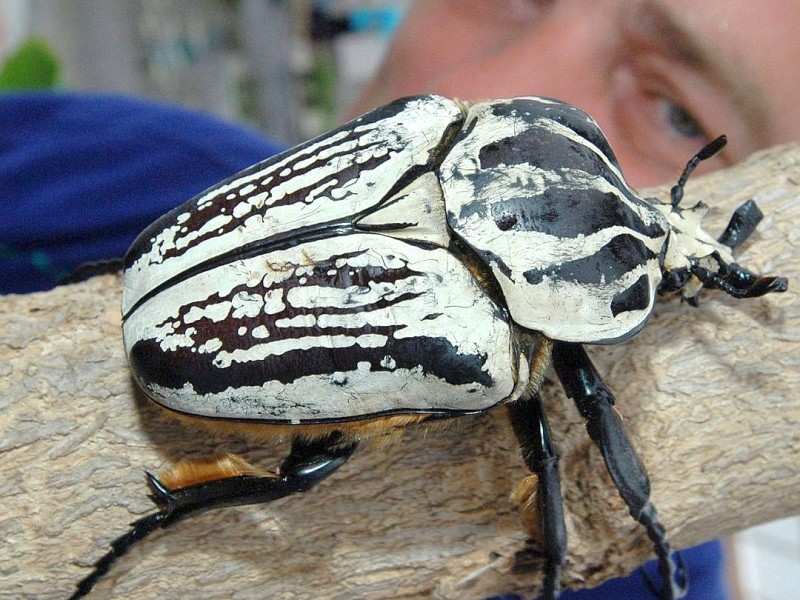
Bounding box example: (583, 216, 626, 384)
(609, 62, 730, 184)
(660, 99, 706, 140)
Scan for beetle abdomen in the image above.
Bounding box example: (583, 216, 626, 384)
(124, 233, 523, 422)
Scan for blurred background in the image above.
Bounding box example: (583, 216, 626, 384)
(1, 1, 797, 599)
(0, 0, 408, 145)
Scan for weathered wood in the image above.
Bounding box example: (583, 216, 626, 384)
(1, 142, 798, 600)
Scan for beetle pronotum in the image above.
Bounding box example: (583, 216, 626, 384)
(70, 95, 787, 600)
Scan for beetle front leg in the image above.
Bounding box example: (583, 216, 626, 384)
(550, 342, 687, 600)
(69, 432, 357, 600)
(717, 198, 764, 250)
(507, 393, 567, 600)
(692, 258, 788, 299)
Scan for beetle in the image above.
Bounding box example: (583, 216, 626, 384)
(70, 95, 787, 600)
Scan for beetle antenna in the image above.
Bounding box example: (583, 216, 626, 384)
(670, 135, 727, 207)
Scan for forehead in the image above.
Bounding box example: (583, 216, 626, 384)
(632, 0, 800, 143)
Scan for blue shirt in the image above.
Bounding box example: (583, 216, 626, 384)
(1, 92, 284, 293)
(0, 92, 728, 599)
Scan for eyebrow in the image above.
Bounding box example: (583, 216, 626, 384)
(624, 0, 770, 141)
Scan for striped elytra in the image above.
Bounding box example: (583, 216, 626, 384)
(122, 94, 736, 424)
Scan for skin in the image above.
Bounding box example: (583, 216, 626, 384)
(349, 0, 800, 188)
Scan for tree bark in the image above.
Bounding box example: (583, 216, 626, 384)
(1, 142, 798, 600)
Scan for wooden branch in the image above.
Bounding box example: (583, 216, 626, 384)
(2, 142, 798, 600)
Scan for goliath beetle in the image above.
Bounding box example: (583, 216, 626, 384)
(70, 95, 787, 599)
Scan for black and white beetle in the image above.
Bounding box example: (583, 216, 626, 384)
(70, 95, 787, 600)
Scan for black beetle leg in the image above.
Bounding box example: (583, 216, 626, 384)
(68, 432, 357, 600)
(691, 260, 788, 299)
(508, 392, 567, 600)
(717, 198, 763, 250)
(550, 342, 687, 600)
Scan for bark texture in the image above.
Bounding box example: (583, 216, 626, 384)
(1, 142, 798, 600)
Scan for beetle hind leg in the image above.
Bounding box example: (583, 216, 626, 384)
(551, 342, 687, 600)
(146, 432, 358, 524)
(69, 432, 357, 600)
(507, 393, 567, 600)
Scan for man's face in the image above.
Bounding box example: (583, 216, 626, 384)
(350, 0, 800, 187)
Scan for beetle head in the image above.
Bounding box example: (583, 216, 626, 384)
(653, 136, 787, 303)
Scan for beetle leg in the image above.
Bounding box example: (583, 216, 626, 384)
(508, 393, 567, 600)
(716, 199, 763, 250)
(147, 432, 358, 527)
(69, 432, 357, 600)
(550, 342, 687, 600)
(691, 259, 788, 299)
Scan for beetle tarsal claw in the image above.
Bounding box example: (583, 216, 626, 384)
(145, 471, 172, 507)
